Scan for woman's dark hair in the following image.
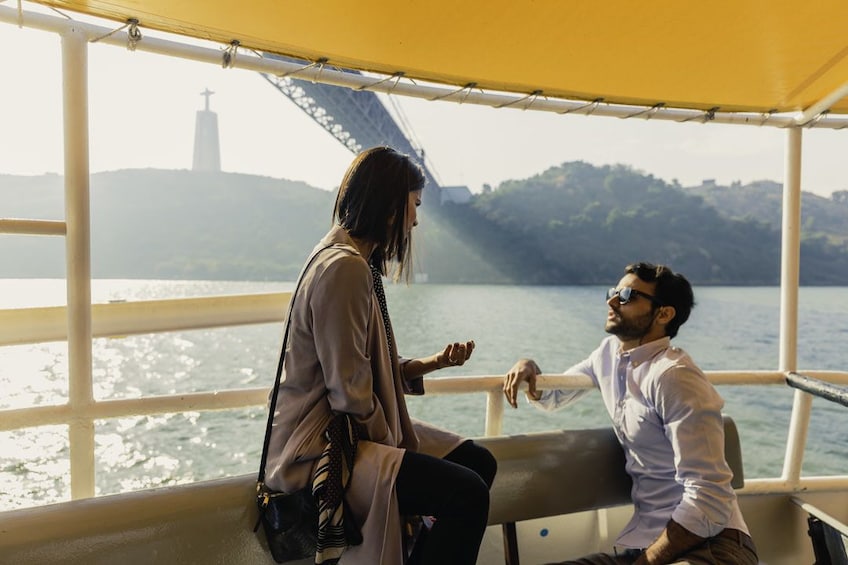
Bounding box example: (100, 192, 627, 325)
(333, 146, 425, 280)
(624, 262, 695, 339)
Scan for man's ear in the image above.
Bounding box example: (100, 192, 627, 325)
(656, 305, 676, 327)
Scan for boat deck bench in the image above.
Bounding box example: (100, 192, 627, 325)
(477, 416, 744, 565)
(0, 417, 743, 565)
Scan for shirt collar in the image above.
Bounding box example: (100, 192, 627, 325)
(617, 336, 671, 365)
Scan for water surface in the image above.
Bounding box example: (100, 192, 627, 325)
(1, 280, 846, 510)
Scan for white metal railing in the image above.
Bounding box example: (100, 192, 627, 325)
(2, 0, 846, 508)
(0, 293, 291, 345)
(2, 294, 848, 501)
(0, 218, 67, 236)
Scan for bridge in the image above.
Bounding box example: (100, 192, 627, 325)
(261, 55, 442, 198)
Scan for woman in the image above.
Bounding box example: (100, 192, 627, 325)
(262, 146, 496, 564)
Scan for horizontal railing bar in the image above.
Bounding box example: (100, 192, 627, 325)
(0, 403, 74, 432)
(91, 389, 268, 419)
(0, 388, 269, 431)
(742, 476, 848, 495)
(441, 371, 790, 390)
(786, 371, 848, 408)
(0, 293, 291, 346)
(0, 218, 66, 236)
(5, 371, 844, 431)
(5, 290, 831, 390)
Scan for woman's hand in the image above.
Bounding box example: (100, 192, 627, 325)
(401, 340, 476, 380)
(437, 340, 475, 368)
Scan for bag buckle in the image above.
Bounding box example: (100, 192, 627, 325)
(253, 483, 270, 532)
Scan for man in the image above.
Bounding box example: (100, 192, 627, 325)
(503, 262, 757, 565)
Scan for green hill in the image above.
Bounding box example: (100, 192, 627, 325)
(0, 170, 333, 280)
(441, 162, 781, 284)
(2, 164, 848, 284)
(683, 179, 848, 246)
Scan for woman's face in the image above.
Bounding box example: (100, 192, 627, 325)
(405, 190, 422, 234)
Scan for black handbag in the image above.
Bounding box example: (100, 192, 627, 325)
(253, 246, 332, 563)
(255, 485, 318, 562)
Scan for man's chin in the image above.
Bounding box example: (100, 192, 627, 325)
(605, 324, 633, 340)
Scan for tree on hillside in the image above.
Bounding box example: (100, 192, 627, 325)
(3, 165, 848, 284)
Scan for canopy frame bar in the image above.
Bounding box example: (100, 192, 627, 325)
(796, 80, 848, 126)
(4, 5, 848, 130)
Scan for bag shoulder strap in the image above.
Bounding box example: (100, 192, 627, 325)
(257, 243, 342, 485)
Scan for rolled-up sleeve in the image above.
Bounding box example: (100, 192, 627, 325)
(656, 367, 735, 538)
(399, 357, 425, 395)
(530, 351, 599, 411)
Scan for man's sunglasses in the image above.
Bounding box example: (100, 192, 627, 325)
(606, 287, 664, 306)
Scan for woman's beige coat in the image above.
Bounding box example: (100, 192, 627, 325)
(264, 226, 463, 564)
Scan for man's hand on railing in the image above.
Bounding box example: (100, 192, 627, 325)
(503, 358, 542, 408)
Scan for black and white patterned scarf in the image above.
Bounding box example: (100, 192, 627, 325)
(312, 413, 362, 564)
(370, 264, 394, 359)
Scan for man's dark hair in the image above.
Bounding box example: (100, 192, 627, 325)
(625, 262, 695, 339)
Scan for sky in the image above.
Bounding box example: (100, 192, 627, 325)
(3, 16, 848, 199)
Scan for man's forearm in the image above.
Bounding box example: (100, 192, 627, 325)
(636, 519, 705, 565)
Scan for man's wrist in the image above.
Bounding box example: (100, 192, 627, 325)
(525, 389, 542, 401)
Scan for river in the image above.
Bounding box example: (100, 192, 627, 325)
(1, 280, 847, 510)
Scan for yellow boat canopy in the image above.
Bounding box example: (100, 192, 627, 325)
(29, 0, 848, 115)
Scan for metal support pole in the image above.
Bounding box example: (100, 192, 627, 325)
(62, 26, 95, 500)
(780, 127, 810, 484)
(485, 390, 505, 436)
